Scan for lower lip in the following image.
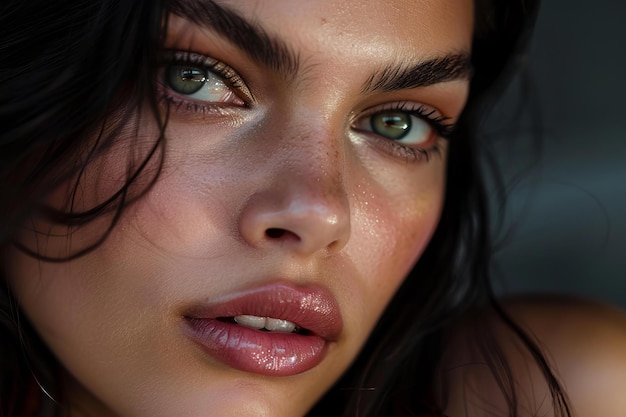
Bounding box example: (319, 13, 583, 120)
(183, 318, 328, 376)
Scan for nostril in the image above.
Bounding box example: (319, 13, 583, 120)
(266, 228, 286, 239)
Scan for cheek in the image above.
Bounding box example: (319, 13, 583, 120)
(109, 152, 240, 261)
(345, 161, 445, 321)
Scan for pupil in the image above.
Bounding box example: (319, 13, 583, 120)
(372, 112, 411, 140)
(181, 68, 203, 81)
(167, 65, 206, 95)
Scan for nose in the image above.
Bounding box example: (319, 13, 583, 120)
(238, 137, 351, 257)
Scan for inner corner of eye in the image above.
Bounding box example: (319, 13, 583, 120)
(353, 115, 372, 131)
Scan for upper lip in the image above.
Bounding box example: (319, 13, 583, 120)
(183, 281, 343, 341)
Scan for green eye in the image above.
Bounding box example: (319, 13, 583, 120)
(161, 52, 250, 107)
(166, 65, 207, 95)
(370, 112, 412, 140)
(355, 108, 433, 147)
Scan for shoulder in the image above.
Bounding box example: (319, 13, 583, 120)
(438, 294, 626, 417)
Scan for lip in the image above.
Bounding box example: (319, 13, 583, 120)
(182, 282, 343, 376)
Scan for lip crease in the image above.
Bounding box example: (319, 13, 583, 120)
(181, 282, 343, 376)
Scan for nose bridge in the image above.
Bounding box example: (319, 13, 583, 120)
(238, 116, 352, 256)
(276, 110, 352, 217)
(283, 122, 346, 198)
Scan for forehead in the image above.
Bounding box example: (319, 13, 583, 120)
(184, 0, 474, 57)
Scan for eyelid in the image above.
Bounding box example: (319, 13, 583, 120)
(161, 49, 254, 104)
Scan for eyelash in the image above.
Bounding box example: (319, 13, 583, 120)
(158, 50, 455, 163)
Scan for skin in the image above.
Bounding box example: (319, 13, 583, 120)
(7, 0, 473, 416)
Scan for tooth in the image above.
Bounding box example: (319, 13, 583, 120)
(264, 318, 296, 333)
(234, 315, 266, 329)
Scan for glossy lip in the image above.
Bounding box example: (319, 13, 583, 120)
(182, 282, 343, 376)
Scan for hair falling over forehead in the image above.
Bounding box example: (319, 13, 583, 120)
(0, 0, 571, 416)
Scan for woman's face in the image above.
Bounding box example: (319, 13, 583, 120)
(8, 0, 472, 416)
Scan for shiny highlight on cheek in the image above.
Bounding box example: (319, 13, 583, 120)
(350, 165, 444, 288)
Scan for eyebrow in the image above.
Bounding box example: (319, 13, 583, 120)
(169, 0, 472, 93)
(360, 54, 473, 94)
(169, 0, 301, 78)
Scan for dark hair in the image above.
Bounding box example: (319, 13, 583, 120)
(0, 1, 569, 416)
(1, 1, 166, 414)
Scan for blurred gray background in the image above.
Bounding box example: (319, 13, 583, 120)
(488, 0, 626, 307)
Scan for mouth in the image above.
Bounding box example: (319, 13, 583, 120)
(182, 282, 342, 376)
(217, 315, 309, 335)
